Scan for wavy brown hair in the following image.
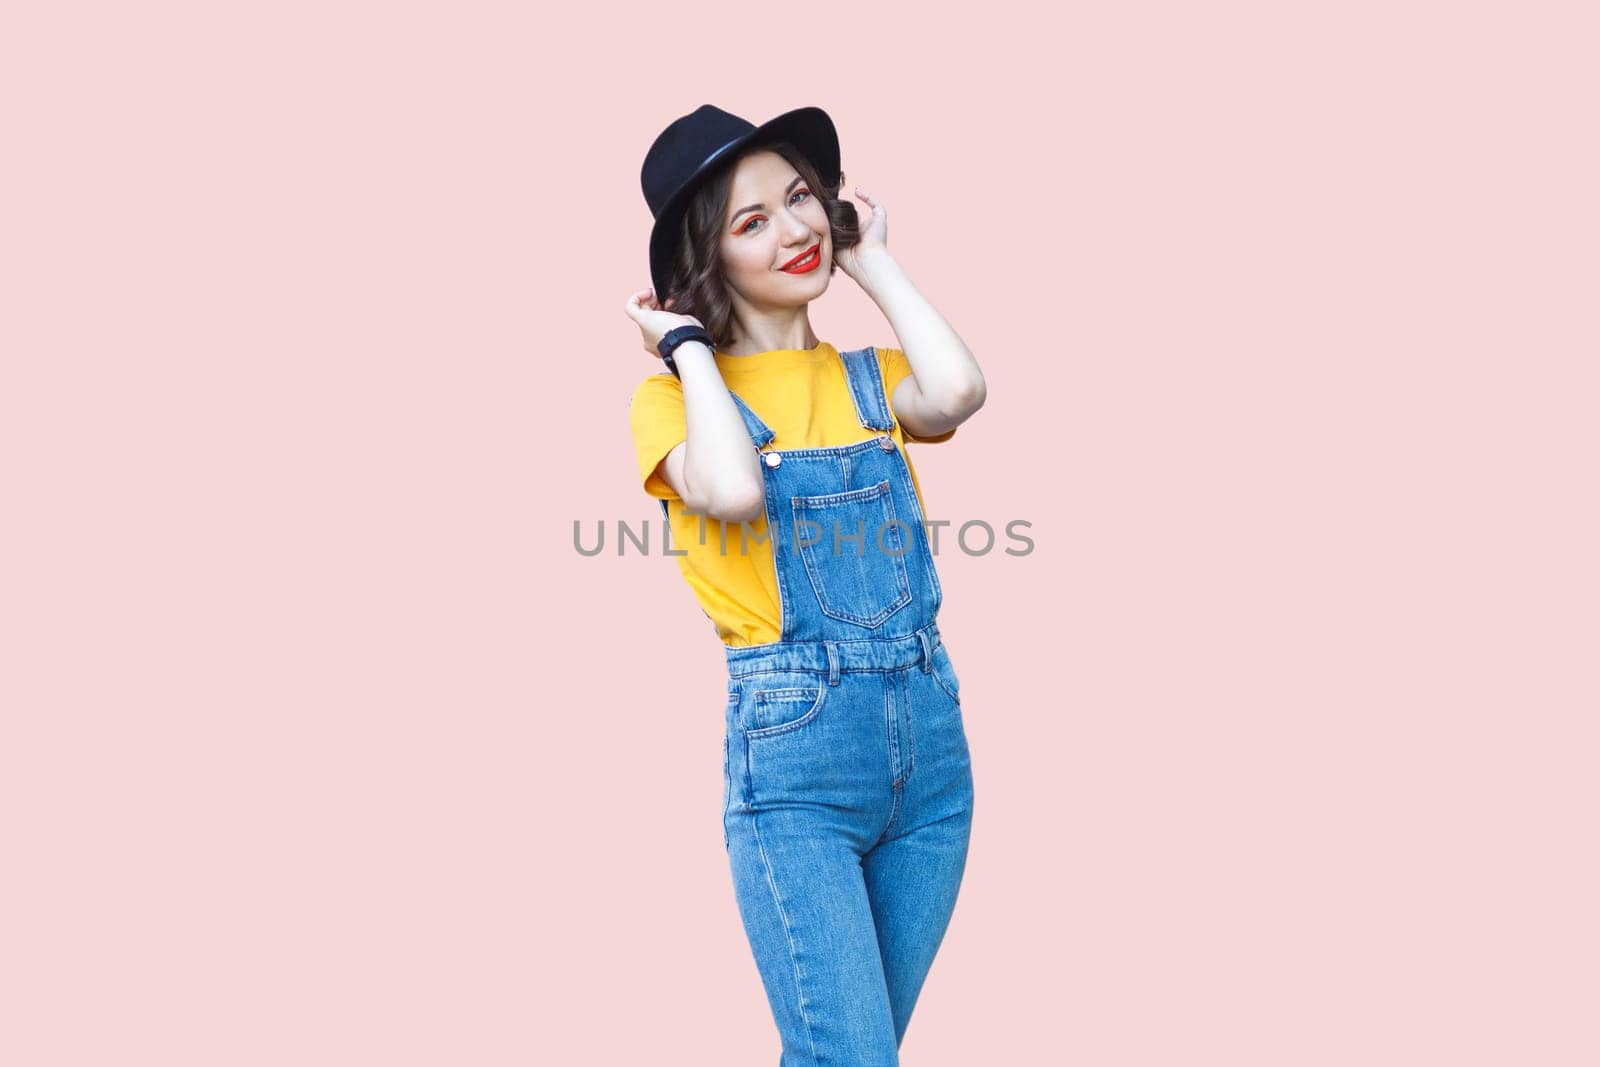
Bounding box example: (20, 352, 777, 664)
(663, 141, 860, 349)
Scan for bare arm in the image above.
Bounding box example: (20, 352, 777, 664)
(835, 189, 987, 439)
(626, 287, 765, 523)
(857, 251, 987, 439)
(654, 341, 765, 523)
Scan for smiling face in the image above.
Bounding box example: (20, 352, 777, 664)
(718, 148, 833, 308)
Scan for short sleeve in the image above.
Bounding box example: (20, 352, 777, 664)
(878, 347, 957, 444)
(628, 372, 687, 500)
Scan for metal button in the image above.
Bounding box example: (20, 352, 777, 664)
(763, 451, 782, 468)
(879, 434, 896, 452)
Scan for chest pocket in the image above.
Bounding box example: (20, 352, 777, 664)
(790, 480, 913, 628)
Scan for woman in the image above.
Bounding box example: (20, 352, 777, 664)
(624, 105, 987, 1065)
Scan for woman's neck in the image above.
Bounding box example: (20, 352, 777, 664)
(720, 314, 820, 356)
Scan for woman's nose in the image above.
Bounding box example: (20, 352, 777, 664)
(781, 211, 813, 241)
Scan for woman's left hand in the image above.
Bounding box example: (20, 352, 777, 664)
(834, 187, 891, 282)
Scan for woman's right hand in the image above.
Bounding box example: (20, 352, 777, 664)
(625, 287, 704, 361)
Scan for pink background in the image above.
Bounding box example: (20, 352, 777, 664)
(4, 2, 1597, 1064)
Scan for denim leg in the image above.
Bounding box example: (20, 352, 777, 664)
(724, 670, 903, 1065)
(726, 810, 901, 1065)
(862, 662, 975, 1044)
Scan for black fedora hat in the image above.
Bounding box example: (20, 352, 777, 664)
(641, 104, 841, 302)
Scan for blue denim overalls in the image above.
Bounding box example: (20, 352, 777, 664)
(720, 346, 975, 1066)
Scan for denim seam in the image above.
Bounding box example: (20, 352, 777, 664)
(903, 672, 917, 784)
(790, 479, 895, 508)
(890, 432, 943, 611)
(720, 730, 731, 849)
(841, 346, 895, 432)
(862, 346, 896, 431)
(930, 653, 962, 707)
(739, 726, 754, 809)
(732, 667, 829, 682)
(752, 810, 818, 1062)
(764, 471, 791, 643)
(879, 777, 903, 842)
(744, 435, 895, 461)
(887, 674, 904, 790)
(723, 622, 938, 673)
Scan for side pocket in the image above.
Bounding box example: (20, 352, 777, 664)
(930, 644, 963, 706)
(746, 685, 828, 739)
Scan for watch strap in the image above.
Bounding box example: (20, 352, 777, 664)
(657, 325, 713, 378)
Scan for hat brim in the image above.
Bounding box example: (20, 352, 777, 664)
(648, 106, 841, 301)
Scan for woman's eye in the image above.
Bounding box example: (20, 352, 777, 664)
(738, 190, 811, 234)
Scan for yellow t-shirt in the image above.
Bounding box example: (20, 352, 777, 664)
(628, 342, 956, 647)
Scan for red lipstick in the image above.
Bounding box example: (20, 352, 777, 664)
(780, 243, 822, 273)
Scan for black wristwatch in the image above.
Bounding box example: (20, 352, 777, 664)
(657, 325, 714, 378)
